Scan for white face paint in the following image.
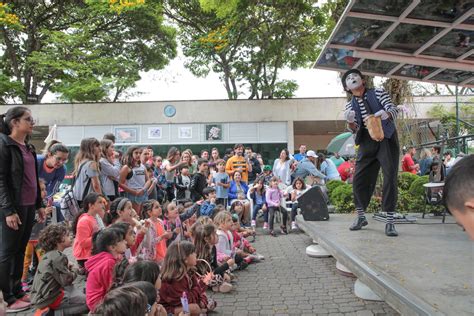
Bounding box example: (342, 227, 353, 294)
(345, 73, 363, 91)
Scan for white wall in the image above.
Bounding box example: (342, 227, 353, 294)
(57, 122, 288, 146)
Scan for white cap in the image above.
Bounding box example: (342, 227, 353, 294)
(306, 150, 318, 158)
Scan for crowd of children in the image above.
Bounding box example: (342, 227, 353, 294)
(8, 136, 336, 315)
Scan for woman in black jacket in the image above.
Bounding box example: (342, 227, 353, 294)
(0, 106, 44, 312)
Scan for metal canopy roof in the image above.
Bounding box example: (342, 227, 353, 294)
(314, 0, 474, 88)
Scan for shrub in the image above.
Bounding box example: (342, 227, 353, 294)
(326, 180, 345, 200)
(366, 196, 381, 213)
(331, 184, 355, 214)
(408, 175, 429, 197)
(398, 172, 419, 191)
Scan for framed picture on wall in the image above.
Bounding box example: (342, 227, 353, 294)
(148, 127, 162, 139)
(178, 126, 192, 139)
(114, 127, 138, 143)
(206, 124, 222, 141)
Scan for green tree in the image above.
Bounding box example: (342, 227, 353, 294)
(165, 0, 329, 99)
(0, 0, 176, 103)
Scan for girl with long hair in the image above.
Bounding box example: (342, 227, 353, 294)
(119, 146, 152, 218)
(163, 147, 186, 201)
(72, 192, 105, 271)
(99, 139, 121, 201)
(73, 138, 102, 206)
(159, 241, 214, 315)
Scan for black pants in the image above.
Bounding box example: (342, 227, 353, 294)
(0, 205, 35, 304)
(353, 129, 399, 214)
(268, 206, 288, 230)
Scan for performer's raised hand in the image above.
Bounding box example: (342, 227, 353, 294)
(374, 110, 389, 120)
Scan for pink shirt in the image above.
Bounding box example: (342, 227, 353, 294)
(73, 213, 98, 260)
(265, 187, 283, 207)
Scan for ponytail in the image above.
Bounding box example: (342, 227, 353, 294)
(0, 106, 30, 136)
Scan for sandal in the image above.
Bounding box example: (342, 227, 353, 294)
(270, 230, 277, 237)
(280, 225, 288, 235)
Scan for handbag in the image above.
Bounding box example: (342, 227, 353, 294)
(365, 115, 384, 141)
(196, 259, 224, 287)
(362, 99, 384, 142)
(60, 162, 92, 222)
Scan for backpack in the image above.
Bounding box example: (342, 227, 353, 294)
(60, 162, 92, 222)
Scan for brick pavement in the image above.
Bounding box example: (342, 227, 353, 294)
(209, 229, 398, 315)
(14, 229, 398, 316)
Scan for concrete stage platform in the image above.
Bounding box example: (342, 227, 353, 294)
(296, 214, 474, 316)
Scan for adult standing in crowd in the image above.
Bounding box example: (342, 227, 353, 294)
(343, 69, 399, 237)
(418, 148, 432, 176)
(272, 149, 292, 186)
(226, 144, 252, 184)
(401, 146, 419, 174)
(245, 147, 262, 185)
(329, 152, 345, 168)
(0, 106, 45, 312)
(293, 144, 307, 162)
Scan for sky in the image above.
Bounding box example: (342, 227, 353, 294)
(120, 52, 346, 102)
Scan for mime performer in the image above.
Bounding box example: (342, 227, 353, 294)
(342, 69, 400, 237)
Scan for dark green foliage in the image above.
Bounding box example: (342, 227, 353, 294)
(398, 172, 419, 191)
(330, 183, 354, 214)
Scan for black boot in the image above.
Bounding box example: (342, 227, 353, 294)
(349, 216, 368, 231)
(385, 223, 398, 237)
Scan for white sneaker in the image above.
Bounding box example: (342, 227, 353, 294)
(263, 222, 269, 230)
(291, 221, 298, 230)
(256, 253, 265, 260)
(251, 220, 256, 228)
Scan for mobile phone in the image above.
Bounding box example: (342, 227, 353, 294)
(47, 197, 53, 207)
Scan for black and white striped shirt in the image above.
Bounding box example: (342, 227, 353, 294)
(344, 88, 398, 128)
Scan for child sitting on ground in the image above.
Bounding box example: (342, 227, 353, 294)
(31, 224, 88, 315)
(230, 202, 255, 238)
(163, 202, 184, 246)
(214, 211, 248, 271)
(231, 214, 263, 263)
(85, 227, 128, 312)
(94, 285, 148, 316)
(193, 223, 234, 293)
(159, 241, 215, 315)
(200, 187, 217, 218)
(140, 200, 172, 263)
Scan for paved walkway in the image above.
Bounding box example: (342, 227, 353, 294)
(210, 229, 397, 315)
(15, 229, 397, 315)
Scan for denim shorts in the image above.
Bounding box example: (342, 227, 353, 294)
(124, 192, 148, 204)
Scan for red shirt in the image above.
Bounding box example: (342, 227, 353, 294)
(402, 154, 417, 174)
(337, 161, 353, 181)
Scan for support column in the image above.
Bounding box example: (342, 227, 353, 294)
(287, 120, 294, 154)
